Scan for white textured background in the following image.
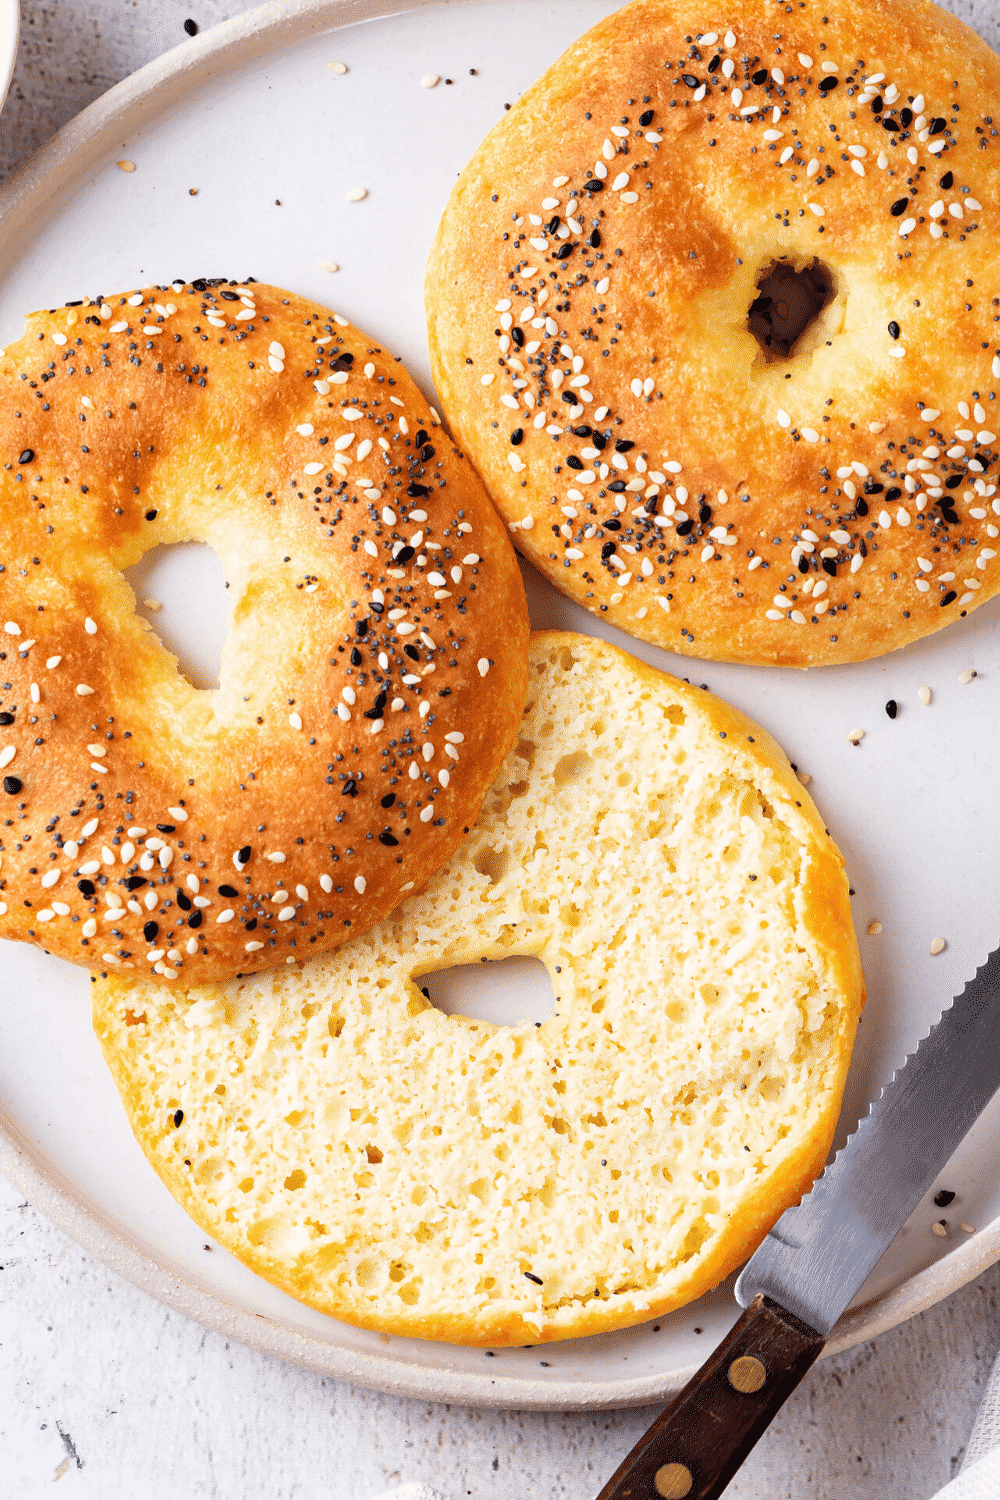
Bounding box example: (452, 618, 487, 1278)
(2, 3, 1000, 1498)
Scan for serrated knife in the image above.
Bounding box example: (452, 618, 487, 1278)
(596, 946, 1000, 1500)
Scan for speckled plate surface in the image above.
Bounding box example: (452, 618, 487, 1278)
(0, 0, 998, 1412)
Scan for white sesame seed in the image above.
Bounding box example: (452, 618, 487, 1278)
(930, 937, 946, 955)
(354, 875, 367, 895)
(421, 74, 440, 88)
(346, 186, 368, 201)
(808, 203, 824, 216)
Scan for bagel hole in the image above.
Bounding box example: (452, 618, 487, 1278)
(419, 955, 556, 1028)
(124, 542, 229, 690)
(748, 259, 835, 361)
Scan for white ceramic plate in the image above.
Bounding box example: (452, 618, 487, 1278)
(0, 0, 998, 1412)
(0, 0, 17, 118)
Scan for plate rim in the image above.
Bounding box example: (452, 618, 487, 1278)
(0, 0, 998, 1412)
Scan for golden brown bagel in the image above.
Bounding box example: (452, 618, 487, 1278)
(0, 282, 528, 982)
(426, 0, 1000, 666)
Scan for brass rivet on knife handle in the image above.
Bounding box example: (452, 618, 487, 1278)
(654, 1463, 693, 1498)
(727, 1355, 767, 1394)
(594, 1297, 824, 1500)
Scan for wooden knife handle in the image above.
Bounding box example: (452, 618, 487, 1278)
(595, 1295, 825, 1500)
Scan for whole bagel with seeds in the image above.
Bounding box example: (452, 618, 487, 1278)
(0, 281, 528, 982)
(426, 0, 1000, 667)
(93, 633, 863, 1346)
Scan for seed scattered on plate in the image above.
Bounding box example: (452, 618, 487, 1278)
(328, 61, 348, 74)
(931, 1221, 949, 1239)
(117, 160, 136, 172)
(846, 727, 865, 745)
(422, 74, 441, 89)
(918, 685, 932, 706)
(346, 186, 368, 202)
(143, 599, 162, 612)
(885, 699, 897, 719)
(929, 937, 946, 956)
(867, 920, 882, 936)
(794, 768, 811, 786)
(957, 669, 977, 684)
(317, 261, 340, 273)
(959, 1222, 976, 1234)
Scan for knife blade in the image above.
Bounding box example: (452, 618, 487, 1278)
(596, 946, 1000, 1500)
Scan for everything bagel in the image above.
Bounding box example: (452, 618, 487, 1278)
(0, 282, 528, 982)
(426, 0, 1000, 666)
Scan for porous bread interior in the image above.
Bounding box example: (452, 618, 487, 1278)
(93, 632, 864, 1346)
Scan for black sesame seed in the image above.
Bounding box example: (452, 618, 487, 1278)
(381, 793, 396, 809)
(341, 778, 359, 796)
(885, 700, 898, 719)
(601, 541, 617, 559)
(888, 320, 900, 338)
(510, 428, 524, 446)
(882, 116, 899, 131)
(125, 875, 147, 891)
(751, 69, 767, 85)
(822, 557, 837, 577)
(698, 502, 712, 524)
(933, 1189, 956, 1207)
(945, 473, 963, 489)
(855, 498, 869, 516)
(571, 425, 592, 438)
(608, 479, 626, 492)
(511, 326, 524, 348)
(554, 243, 574, 261)
(863, 481, 885, 495)
(379, 828, 400, 846)
(350, 647, 363, 666)
(707, 55, 720, 74)
(900, 108, 913, 127)
(419, 444, 435, 462)
(3, 775, 22, 794)
(639, 109, 654, 125)
(589, 229, 601, 248)
(675, 518, 694, 536)
(238, 844, 251, 864)
(870, 95, 883, 113)
(176, 890, 193, 911)
(615, 439, 635, 453)
(145, 509, 158, 521)
(218, 884, 239, 897)
(395, 545, 416, 563)
(798, 555, 810, 574)
(939, 171, 954, 190)
(78, 878, 96, 896)
(940, 590, 957, 606)
(884, 487, 901, 502)
(244, 917, 257, 931)
(890, 199, 909, 217)
(819, 76, 838, 92)
(0, 712, 13, 725)
(18, 449, 34, 464)
(524, 1271, 544, 1285)
(156, 823, 176, 833)
(173, 1109, 184, 1127)
(414, 430, 429, 447)
(561, 391, 578, 405)
(143, 920, 158, 942)
(566, 455, 584, 470)
(929, 117, 947, 135)
(188, 909, 203, 929)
